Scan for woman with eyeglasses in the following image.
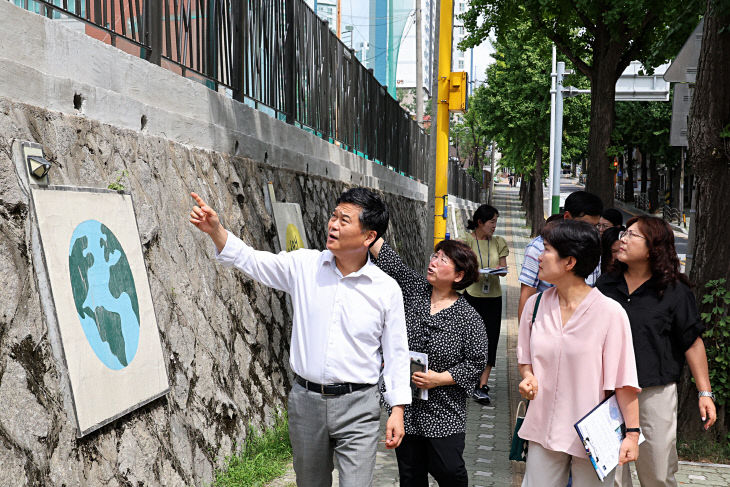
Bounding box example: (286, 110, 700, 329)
(462, 204, 509, 405)
(517, 220, 640, 486)
(370, 238, 487, 486)
(597, 216, 716, 486)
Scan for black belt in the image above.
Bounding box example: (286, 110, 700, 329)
(295, 375, 372, 396)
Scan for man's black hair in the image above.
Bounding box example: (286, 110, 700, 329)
(564, 191, 603, 218)
(336, 187, 389, 242)
(541, 220, 601, 279)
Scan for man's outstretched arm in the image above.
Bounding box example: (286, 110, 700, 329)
(189, 192, 228, 252)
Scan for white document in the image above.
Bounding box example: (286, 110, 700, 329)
(409, 351, 429, 401)
(479, 266, 508, 276)
(574, 394, 645, 481)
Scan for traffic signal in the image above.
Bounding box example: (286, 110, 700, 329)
(613, 157, 618, 169)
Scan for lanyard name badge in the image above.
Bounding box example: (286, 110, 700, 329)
(477, 238, 491, 294)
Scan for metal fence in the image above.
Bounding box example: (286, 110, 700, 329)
(447, 159, 481, 203)
(15, 0, 480, 198)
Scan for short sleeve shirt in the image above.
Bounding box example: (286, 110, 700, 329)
(518, 236, 553, 292)
(464, 234, 509, 298)
(516, 288, 640, 457)
(596, 273, 705, 388)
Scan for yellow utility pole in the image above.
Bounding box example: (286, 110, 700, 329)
(433, 0, 453, 247)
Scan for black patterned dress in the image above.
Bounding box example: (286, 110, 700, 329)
(373, 242, 488, 437)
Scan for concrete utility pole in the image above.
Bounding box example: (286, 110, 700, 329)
(547, 45, 556, 217)
(433, 0, 453, 246)
(416, 0, 424, 125)
(551, 61, 565, 214)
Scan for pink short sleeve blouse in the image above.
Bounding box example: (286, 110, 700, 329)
(516, 287, 640, 457)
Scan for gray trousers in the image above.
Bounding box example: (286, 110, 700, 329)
(288, 382, 381, 487)
(522, 441, 615, 487)
(614, 383, 678, 487)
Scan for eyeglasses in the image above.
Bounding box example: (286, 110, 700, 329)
(429, 253, 452, 266)
(596, 223, 614, 231)
(619, 230, 646, 241)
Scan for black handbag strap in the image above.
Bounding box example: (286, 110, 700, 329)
(530, 292, 543, 330)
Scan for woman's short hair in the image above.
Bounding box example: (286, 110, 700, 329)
(541, 220, 601, 279)
(616, 216, 689, 294)
(466, 204, 499, 231)
(434, 240, 480, 290)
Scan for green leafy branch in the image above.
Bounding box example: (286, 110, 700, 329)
(701, 278, 730, 406)
(108, 170, 128, 191)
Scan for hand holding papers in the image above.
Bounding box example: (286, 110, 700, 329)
(479, 266, 508, 276)
(574, 394, 645, 481)
(409, 351, 428, 400)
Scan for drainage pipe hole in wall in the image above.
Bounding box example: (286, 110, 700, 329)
(73, 93, 85, 112)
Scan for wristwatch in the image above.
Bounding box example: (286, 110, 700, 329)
(624, 427, 641, 435)
(698, 391, 715, 401)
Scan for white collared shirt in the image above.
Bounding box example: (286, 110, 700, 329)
(216, 231, 412, 407)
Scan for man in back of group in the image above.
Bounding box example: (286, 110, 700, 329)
(189, 187, 412, 487)
(517, 190, 603, 319)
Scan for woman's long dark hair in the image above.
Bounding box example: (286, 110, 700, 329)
(612, 216, 690, 295)
(600, 226, 622, 274)
(467, 205, 499, 231)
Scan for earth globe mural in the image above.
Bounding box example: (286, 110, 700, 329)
(69, 220, 140, 370)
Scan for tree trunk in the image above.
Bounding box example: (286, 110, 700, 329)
(520, 174, 529, 210)
(624, 146, 635, 203)
(584, 45, 622, 208)
(680, 0, 730, 441)
(531, 146, 546, 237)
(648, 153, 659, 211)
(640, 150, 648, 194)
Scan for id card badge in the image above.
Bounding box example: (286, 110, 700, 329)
(482, 277, 490, 294)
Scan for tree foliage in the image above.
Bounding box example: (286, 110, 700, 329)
(460, 22, 588, 234)
(460, 0, 703, 206)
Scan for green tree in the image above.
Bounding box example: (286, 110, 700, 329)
(450, 110, 489, 183)
(466, 22, 590, 235)
(683, 0, 730, 442)
(612, 97, 679, 210)
(461, 0, 702, 207)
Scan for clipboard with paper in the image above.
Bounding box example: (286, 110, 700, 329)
(573, 393, 645, 481)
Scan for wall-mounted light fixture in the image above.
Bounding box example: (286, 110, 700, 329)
(19, 141, 51, 186)
(28, 155, 51, 179)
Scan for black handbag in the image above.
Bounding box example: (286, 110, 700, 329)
(508, 292, 543, 462)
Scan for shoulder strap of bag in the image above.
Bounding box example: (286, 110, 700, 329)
(530, 292, 543, 330)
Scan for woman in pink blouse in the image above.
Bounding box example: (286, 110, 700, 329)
(517, 220, 641, 486)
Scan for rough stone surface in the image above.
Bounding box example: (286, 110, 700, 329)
(0, 98, 429, 486)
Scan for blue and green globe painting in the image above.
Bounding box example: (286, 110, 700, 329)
(69, 220, 140, 370)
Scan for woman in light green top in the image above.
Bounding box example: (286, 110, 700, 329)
(463, 204, 509, 404)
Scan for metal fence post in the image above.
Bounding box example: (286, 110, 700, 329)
(284, 0, 296, 124)
(146, 1, 162, 65)
(231, 0, 244, 102)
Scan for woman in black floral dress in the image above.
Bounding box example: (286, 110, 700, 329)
(370, 238, 487, 486)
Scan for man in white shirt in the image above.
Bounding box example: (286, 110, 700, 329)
(189, 188, 411, 487)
